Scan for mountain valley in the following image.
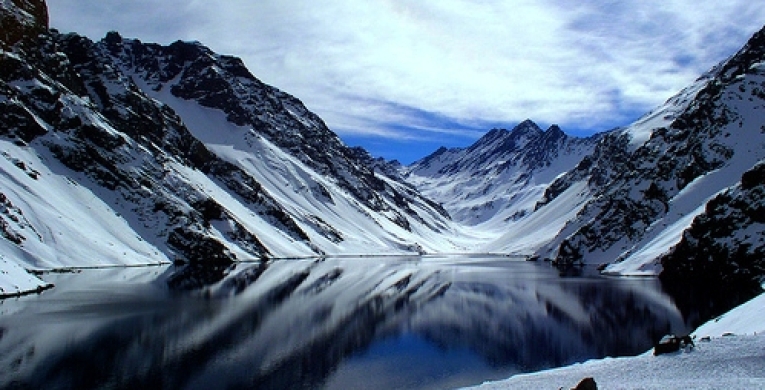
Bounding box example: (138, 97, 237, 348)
(1, 0, 764, 316)
(3, 1, 765, 389)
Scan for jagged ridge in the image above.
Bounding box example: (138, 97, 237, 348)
(0, 0, 456, 284)
(407, 120, 601, 230)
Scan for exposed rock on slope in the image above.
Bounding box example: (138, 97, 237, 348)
(0, 0, 48, 50)
(98, 32, 425, 220)
(661, 161, 765, 288)
(534, 25, 765, 274)
(0, 0, 455, 293)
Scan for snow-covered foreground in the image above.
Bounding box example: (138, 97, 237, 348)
(467, 292, 765, 390)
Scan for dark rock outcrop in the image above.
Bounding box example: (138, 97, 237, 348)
(659, 162, 765, 321)
(653, 334, 694, 356)
(0, 0, 48, 50)
(572, 377, 598, 390)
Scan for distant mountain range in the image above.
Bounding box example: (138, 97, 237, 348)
(406, 120, 602, 247)
(1, 0, 764, 301)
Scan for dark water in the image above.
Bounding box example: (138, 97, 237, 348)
(0, 256, 692, 389)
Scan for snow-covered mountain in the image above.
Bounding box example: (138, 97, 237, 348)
(0, 0, 457, 295)
(406, 120, 602, 252)
(531, 26, 765, 280)
(408, 25, 765, 292)
(3, 0, 765, 304)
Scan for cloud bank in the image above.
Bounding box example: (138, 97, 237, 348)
(46, 0, 765, 160)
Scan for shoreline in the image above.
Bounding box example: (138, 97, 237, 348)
(0, 282, 54, 299)
(466, 291, 765, 389)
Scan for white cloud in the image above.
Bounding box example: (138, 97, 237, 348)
(46, 0, 765, 148)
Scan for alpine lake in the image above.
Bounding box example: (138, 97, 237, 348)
(0, 255, 698, 389)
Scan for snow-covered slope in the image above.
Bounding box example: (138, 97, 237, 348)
(97, 31, 450, 229)
(0, 254, 49, 297)
(533, 26, 765, 277)
(470, 333, 765, 390)
(0, 0, 458, 294)
(693, 292, 765, 338)
(407, 120, 601, 250)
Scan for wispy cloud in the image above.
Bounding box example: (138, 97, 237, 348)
(46, 0, 765, 159)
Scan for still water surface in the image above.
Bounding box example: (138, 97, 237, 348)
(0, 256, 691, 389)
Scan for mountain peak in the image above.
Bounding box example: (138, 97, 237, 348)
(545, 124, 563, 134)
(509, 119, 544, 139)
(408, 118, 600, 226)
(540, 124, 566, 142)
(103, 31, 123, 45)
(430, 146, 452, 157)
(714, 24, 765, 84)
(517, 118, 539, 128)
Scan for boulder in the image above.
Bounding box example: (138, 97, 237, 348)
(572, 377, 597, 390)
(654, 334, 694, 356)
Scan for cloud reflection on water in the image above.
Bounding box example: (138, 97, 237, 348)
(0, 257, 688, 389)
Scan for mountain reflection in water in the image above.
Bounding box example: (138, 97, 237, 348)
(0, 257, 690, 389)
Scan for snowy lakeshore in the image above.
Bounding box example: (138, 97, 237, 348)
(467, 292, 765, 390)
(0, 255, 52, 298)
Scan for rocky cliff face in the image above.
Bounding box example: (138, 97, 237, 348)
(1, 28, 299, 262)
(660, 161, 765, 304)
(0, 0, 48, 50)
(658, 161, 765, 324)
(98, 32, 415, 216)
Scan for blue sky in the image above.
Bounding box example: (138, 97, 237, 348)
(46, 1, 765, 164)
